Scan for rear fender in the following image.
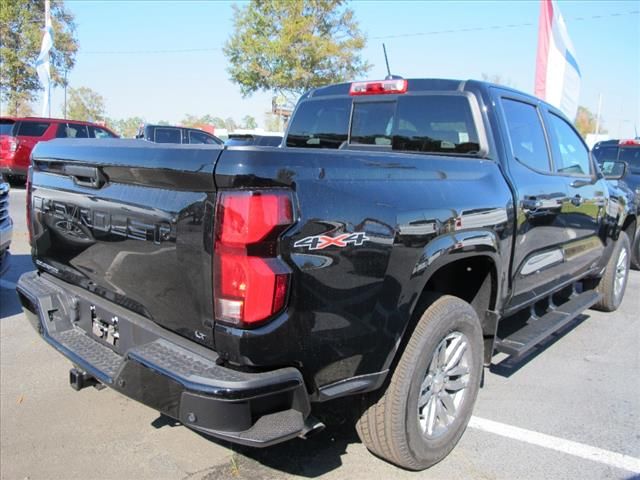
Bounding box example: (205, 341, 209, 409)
(410, 229, 501, 282)
(382, 229, 503, 370)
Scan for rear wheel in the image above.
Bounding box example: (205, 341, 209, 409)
(355, 295, 483, 470)
(591, 232, 630, 312)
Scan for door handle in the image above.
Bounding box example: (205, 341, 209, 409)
(570, 178, 596, 188)
(571, 195, 583, 206)
(63, 165, 106, 189)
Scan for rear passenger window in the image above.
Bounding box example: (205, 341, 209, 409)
(65, 124, 89, 138)
(189, 130, 217, 144)
(56, 124, 68, 138)
(501, 99, 551, 173)
(89, 126, 116, 138)
(155, 128, 181, 144)
(547, 113, 590, 176)
(17, 121, 50, 137)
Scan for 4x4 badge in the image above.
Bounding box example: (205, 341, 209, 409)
(294, 232, 369, 251)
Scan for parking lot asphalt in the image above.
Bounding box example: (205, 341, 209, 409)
(1, 186, 639, 480)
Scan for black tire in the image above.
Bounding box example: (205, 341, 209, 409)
(591, 232, 630, 312)
(631, 228, 640, 271)
(355, 295, 483, 470)
(7, 175, 26, 186)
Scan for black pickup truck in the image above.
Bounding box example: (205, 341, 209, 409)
(17, 78, 636, 470)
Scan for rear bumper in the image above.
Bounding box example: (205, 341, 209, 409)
(16, 271, 312, 447)
(0, 150, 27, 177)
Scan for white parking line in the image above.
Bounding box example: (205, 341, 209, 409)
(469, 416, 640, 473)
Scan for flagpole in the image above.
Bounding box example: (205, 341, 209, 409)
(45, 0, 51, 118)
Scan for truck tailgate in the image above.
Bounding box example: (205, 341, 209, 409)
(29, 139, 221, 348)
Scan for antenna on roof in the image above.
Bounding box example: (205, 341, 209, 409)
(383, 43, 392, 78)
(382, 44, 403, 80)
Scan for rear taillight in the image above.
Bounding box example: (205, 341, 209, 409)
(26, 166, 33, 246)
(9, 137, 18, 153)
(214, 190, 294, 327)
(350, 79, 408, 96)
(619, 139, 640, 146)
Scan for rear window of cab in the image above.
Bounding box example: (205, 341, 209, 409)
(594, 143, 640, 172)
(620, 146, 640, 171)
(286, 94, 481, 155)
(16, 121, 51, 137)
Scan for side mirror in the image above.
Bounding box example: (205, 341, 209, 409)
(600, 160, 627, 180)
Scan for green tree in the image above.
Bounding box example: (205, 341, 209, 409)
(181, 114, 217, 128)
(180, 114, 200, 128)
(574, 106, 606, 139)
(10, 92, 36, 116)
(242, 115, 258, 129)
(224, 0, 370, 105)
(110, 116, 144, 138)
(66, 86, 105, 123)
(0, 0, 78, 115)
(211, 117, 226, 129)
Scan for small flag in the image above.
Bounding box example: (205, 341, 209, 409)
(534, 0, 581, 120)
(36, 0, 54, 117)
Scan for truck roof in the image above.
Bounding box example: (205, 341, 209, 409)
(300, 77, 567, 124)
(303, 78, 466, 98)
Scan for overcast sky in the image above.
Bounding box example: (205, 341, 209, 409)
(41, 0, 639, 138)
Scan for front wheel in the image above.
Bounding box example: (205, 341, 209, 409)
(591, 232, 630, 312)
(355, 295, 483, 470)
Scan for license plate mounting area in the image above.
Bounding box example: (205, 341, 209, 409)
(90, 305, 120, 347)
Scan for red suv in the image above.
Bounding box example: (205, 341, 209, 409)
(0, 117, 118, 180)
